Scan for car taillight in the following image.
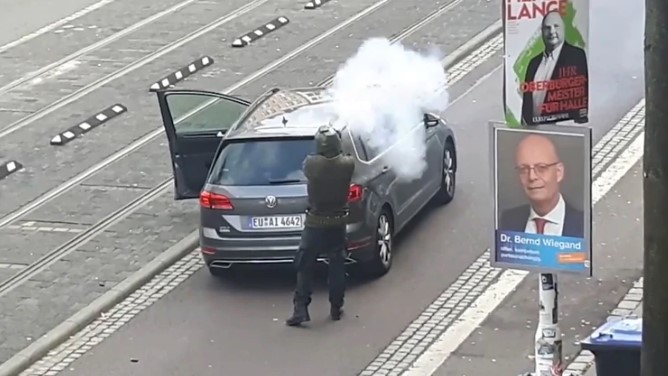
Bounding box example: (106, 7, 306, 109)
(199, 190, 233, 210)
(348, 184, 363, 203)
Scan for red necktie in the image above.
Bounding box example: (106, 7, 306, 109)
(534, 218, 548, 234)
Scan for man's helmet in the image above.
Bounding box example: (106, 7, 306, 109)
(314, 124, 342, 158)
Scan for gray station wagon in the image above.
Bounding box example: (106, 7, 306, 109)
(156, 86, 457, 278)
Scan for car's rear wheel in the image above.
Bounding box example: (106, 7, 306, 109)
(433, 140, 456, 206)
(363, 208, 393, 278)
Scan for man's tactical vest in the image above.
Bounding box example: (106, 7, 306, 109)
(303, 154, 355, 228)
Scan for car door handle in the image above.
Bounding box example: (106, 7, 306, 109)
(380, 166, 389, 174)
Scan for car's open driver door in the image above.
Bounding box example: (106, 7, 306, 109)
(156, 89, 250, 199)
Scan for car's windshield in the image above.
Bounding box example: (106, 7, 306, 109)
(208, 139, 314, 186)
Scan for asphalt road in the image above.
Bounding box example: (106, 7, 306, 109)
(0, 0, 499, 367)
(54, 35, 642, 376)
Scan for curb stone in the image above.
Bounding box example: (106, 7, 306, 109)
(0, 232, 199, 376)
(0, 20, 503, 376)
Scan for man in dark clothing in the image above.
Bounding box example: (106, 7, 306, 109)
(286, 124, 355, 327)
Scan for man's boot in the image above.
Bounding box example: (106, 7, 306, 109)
(330, 304, 343, 321)
(286, 301, 310, 326)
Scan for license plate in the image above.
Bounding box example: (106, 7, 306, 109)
(248, 215, 304, 230)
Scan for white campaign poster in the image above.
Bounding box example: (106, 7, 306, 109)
(503, 0, 590, 127)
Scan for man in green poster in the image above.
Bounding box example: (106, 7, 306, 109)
(521, 10, 589, 125)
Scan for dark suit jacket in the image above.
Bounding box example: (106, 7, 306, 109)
(521, 42, 589, 125)
(498, 203, 584, 238)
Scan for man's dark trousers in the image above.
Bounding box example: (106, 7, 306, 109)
(293, 225, 346, 315)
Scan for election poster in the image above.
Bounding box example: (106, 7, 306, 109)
(489, 121, 593, 275)
(503, 0, 590, 127)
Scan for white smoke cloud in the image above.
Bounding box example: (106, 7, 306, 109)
(326, 38, 450, 182)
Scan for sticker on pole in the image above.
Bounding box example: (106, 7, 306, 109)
(502, 0, 590, 126)
(489, 121, 593, 276)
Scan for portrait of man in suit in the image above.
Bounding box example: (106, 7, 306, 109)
(521, 10, 589, 125)
(498, 133, 584, 238)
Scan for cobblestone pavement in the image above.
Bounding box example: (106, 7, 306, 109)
(0, 0, 501, 366)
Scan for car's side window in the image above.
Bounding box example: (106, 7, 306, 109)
(350, 134, 370, 161)
(339, 132, 358, 158)
(353, 122, 423, 162)
(166, 94, 248, 136)
(363, 138, 385, 160)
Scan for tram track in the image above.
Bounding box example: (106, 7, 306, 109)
(0, 0, 201, 97)
(0, 0, 269, 139)
(0, 0, 474, 301)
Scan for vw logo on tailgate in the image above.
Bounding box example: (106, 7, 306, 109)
(265, 195, 277, 208)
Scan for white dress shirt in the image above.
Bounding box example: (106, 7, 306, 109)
(524, 194, 566, 236)
(532, 43, 563, 117)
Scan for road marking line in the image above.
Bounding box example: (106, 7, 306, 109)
(5, 224, 84, 233)
(0, 0, 117, 54)
(0, 263, 27, 270)
(402, 114, 645, 375)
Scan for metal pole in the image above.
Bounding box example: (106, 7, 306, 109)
(534, 272, 563, 376)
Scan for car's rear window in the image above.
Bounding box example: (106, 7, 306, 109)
(208, 139, 315, 186)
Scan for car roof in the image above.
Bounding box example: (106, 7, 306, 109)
(225, 87, 345, 140)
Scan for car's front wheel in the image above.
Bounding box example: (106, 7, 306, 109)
(433, 140, 456, 205)
(362, 209, 393, 278)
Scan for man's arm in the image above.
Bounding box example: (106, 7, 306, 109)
(340, 155, 355, 182)
(303, 155, 318, 180)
